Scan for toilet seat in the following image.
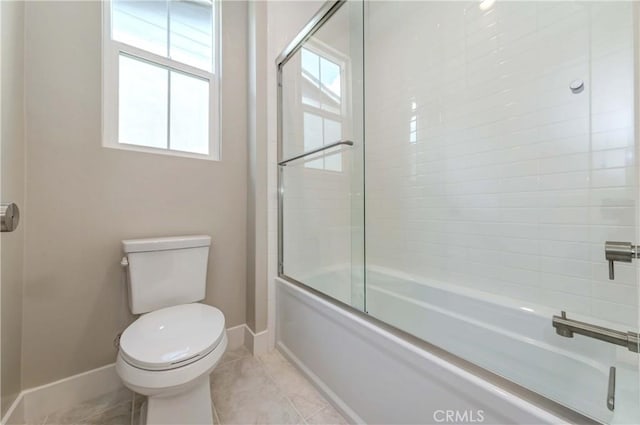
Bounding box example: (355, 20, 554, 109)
(116, 331, 227, 396)
(120, 303, 225, 371)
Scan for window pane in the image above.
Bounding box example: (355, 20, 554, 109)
(301, 80, 321, 109)
(170, 71, 209, 155)
(304, 112, 323, 150)
(324, 119, 342, 171)
(323, 118, 341, 145)
(169, 1, 213, 72)
(119, 55, 168, 149)
(112, 0, 168, 57)
(320, 57, 341, 99)
(324, 153, 342, 172)
(303, 112, 323, 169)
(301, 49, 320, 86)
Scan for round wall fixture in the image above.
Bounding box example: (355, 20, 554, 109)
(570, 79, 585, 94)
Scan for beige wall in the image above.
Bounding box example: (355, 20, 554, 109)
(1, 0, 25, 415)
(22, 0, 248, 388)
(246, 0, 268, 333)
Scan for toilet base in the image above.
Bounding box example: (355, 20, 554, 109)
(145, 375, 214, 425)
(116, 328, 227, 425)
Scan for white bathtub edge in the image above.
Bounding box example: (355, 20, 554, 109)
(277, 342, 367, 425)
(276, 277, 574, 424)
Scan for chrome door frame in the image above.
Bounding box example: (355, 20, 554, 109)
(276, 0, 346, 279)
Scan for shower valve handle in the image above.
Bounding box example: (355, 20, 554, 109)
(605, 241, 638, 280)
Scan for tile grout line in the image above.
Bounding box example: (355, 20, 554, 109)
(255, 352, 349, 425)
(212, 403, 222, 425)
(210, 348, 254, 425)
(216, 349, 309, 425)
(256, 352, 337, 422)
(282, 391, 309, 425)
(255, 353, 310, 425)
(302, 405, 328, 422)
(217, 349, 253, 368)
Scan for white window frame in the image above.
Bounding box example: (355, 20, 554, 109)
(102, 0, 221, 161)
(299, 41, 351, 173)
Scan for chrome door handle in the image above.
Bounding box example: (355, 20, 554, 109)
(1, 203, 20, 232)
(604, 241, 638, 280)
(278, 140, 354, 166)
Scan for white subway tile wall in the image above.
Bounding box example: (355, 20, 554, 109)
(365, 1, 638, 326)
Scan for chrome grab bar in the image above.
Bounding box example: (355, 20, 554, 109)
(552, 311, 639, 353)
(278, 140, 354, 166)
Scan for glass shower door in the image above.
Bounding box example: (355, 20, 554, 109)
(363, 1, 639, 423)
(278, 1, 364, 310)
(278, 0, 638, 422)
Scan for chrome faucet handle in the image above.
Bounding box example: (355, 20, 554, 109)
(604, 241, 638, 280)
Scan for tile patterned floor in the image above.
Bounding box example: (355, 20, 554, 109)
(34, 348, 348, 425)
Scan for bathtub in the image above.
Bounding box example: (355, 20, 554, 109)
(276, 269, 639, 424)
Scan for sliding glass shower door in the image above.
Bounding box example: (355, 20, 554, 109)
(363, 1, 639, 423)
(278, 1, 639, 423)
(278, 1, 364, 310)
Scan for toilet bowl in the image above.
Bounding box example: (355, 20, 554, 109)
(115, 236, 225, 425)
(117, 303, 227, 424)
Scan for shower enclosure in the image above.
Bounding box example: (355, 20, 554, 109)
(277, 1, 640, 423)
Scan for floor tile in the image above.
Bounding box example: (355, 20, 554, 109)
(211, 356, 303, 425)
(306, 406, 349, 425)
(259, 351, 328, 419)
(218, 346, 252, 366)
(29, 347, 345, 425)
(87, 400, 132, 425)
(43, 389, 132, 425)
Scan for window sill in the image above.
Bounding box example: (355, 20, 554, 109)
(102, 142, 219, 162)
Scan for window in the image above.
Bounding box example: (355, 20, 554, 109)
(300, 47, 345, 172)
(103, 0, 219, 159)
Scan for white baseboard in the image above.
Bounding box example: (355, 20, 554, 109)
(229, 323, 269, 356)
(2, 324, 270, 425)
(1, 395, 24, 425)
(244, 326, 269, 356)
(1, 363, 123, 425)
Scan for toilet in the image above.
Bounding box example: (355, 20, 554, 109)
(115, 235, 226, 425)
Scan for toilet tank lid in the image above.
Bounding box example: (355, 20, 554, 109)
(122, 235, 211, 253)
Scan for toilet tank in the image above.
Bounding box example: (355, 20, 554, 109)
(123, 235, 211, 314)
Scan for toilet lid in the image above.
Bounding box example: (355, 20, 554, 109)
(119, 303, 225, 371)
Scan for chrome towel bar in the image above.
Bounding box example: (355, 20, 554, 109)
(552, 311, 639, 353)
(278, 140, 354, 166)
